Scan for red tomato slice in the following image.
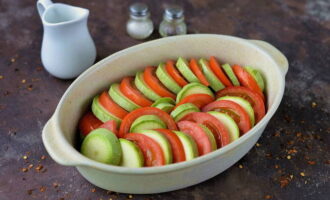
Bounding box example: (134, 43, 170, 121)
(99, 120, 118, 136)
(155, 129, 186, 162)
(232, 65, 264, 100)
(124, 133, 165, 166)
(176, 94, 215, 109)
(179, 112, 230, 147)
(216, 86, 266, 122)
(178, 121, 214, 155)
(79, 112, 103, 137)
(99, 91, 129, 119)
(189, 58, 209, 86)
(165, 60, 188, 87)
(119, 107, 178, 137)
(143, 66, 176, 99)
(120, 77, 153, 107)
(202, 100, 252, 134)
(209, 56, 233, 87)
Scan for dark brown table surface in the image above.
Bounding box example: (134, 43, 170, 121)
(1, 0, 329, 199)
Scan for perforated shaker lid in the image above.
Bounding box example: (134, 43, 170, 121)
(129, 3, 149, 17)
(164, 6, 184, 20)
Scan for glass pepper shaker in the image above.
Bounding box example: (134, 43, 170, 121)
(159, 6, 187, 37)
(126, 3, 154, 40)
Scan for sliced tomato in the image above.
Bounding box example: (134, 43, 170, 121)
(202, 100, 252, 134)
(232, 65, 264, 100)
(143, 66, 176, 99)
(176, 94, 215, 109)
(165, 60, 188, 87)
(99, 91, 129, 119)
(155, 129, 186, 162)
(179, 112, 230, 147)
(119, 107, 178, 137)
(99, 120, 118, 136)
(189, 58, 209, 86)
(124, 133, 165, 166)
(209, 56, 233, 87)
(216, 86, 266, 122)
(120, 77, 153, 107)
(79, 112, 103, 137)
(178, 121, 214, 155)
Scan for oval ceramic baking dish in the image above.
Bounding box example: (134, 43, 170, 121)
(42, 34, 288, 194)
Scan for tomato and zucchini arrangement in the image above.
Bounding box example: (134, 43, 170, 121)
(78, 56, 267, 167)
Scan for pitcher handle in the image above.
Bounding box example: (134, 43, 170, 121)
(37, 0, 53, 18)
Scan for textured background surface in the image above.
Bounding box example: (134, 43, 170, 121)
(0, 0, 329, 199)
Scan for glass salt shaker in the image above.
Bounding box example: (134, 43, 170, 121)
(126, 3, 154, 40)
(159, 6, 187, 37)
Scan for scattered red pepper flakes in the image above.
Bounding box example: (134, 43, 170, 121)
(279, 176, 290, 188)
(39, 186, 46, 192)
(307, 161, 316, 165)
(21, 168, 28, 172)
(53, 182, 59, 188)
(27, 84, 33, 91)
(287, 149, 298, 155)
(91, 188, 96, 193)
(264, 195, 272, 199)
(284, 115, 291, 123)
(35, 164, 43, 172)
(311, 102, 317, 108)
(27, 189, 34, 195)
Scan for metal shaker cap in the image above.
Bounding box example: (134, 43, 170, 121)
(129, 3, 149, 17)
(164, 6, 184, 20)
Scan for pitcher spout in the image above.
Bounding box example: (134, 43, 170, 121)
(38, 0, 89, 26)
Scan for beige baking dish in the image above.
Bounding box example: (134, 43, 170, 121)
(42, 34, 288, 194)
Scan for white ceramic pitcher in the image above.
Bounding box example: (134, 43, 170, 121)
(37, 0, 96, 79)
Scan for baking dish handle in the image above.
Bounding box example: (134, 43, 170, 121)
(249, 40, 289, 76)
(42, 118, 81, 166)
